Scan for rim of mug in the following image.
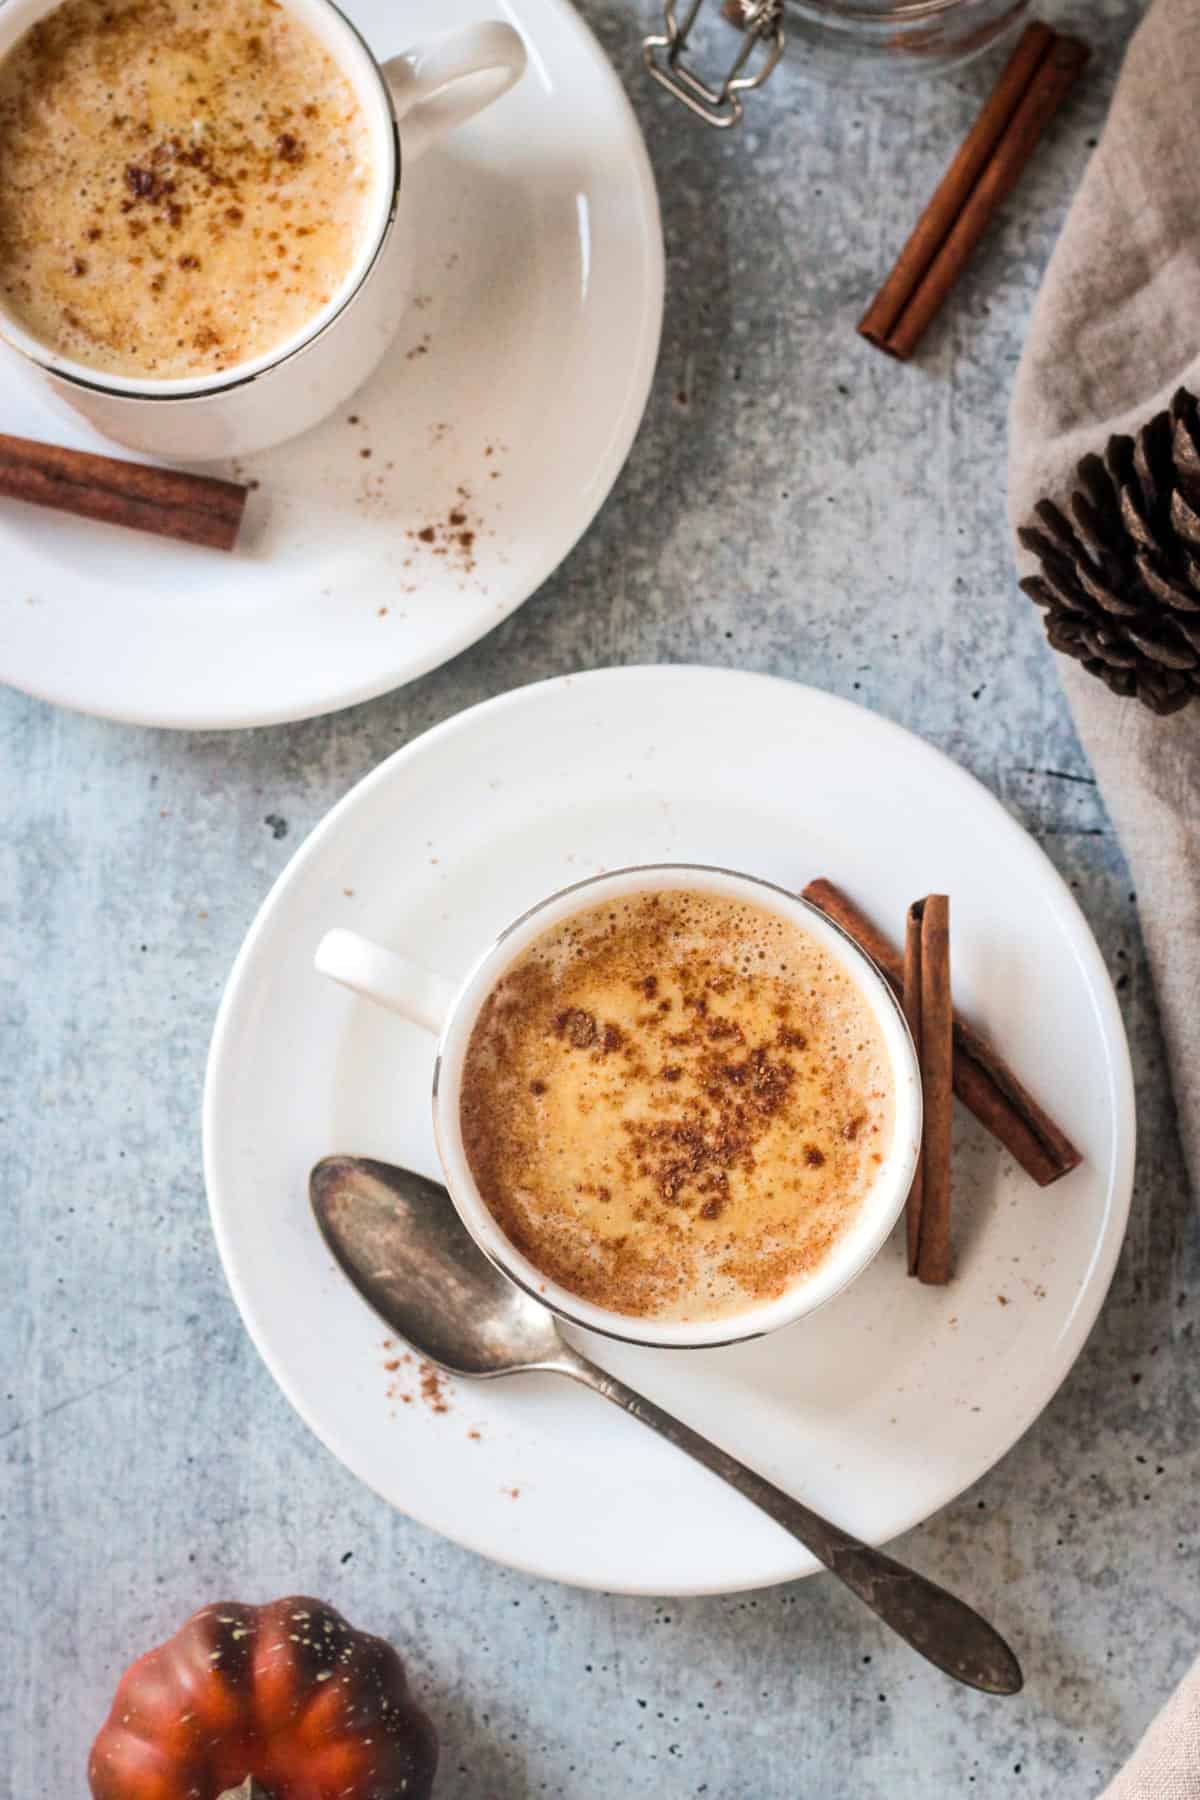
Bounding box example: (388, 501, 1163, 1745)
(430, 863, 924, 1351)
(0, 0, 401, 402)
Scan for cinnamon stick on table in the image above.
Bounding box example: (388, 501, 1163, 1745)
(0, 433, 247, 550)
(803, 878, 1081, 1188)
(858, 24, 1090, 361)
(912, 897, 954, 1286)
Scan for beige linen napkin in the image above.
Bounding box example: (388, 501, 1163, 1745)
(1009, 1, 1200, 1789)
(1101, 1661, 1200, 1798)
(1009, 0, 1200, 1193)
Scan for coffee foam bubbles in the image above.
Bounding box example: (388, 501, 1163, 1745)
(0, 0, 374, 378)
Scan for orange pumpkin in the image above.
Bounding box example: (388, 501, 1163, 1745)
(88, 1596, 437, 1800)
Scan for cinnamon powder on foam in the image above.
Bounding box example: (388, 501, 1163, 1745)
(460, 890, 896, 1324)
(0, 0, 373, 378)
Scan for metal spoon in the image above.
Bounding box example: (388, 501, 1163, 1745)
(311, 1155, 1022, 1694)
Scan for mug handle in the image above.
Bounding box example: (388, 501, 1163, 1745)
(315, 928, 456, 1036)
(382, 22, 527, 163)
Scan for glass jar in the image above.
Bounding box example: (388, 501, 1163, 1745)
(644, 0, 1031, 125)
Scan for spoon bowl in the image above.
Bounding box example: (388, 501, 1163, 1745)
(312, 1156, 564, 1376)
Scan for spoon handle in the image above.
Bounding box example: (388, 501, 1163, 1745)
(558, 1351, 1021, 1695)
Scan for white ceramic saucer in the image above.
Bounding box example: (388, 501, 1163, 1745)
(0, 0, 662, 729)
(204, 666, 1135, 1595)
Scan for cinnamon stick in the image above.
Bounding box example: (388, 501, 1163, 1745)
(0, 433, 247, 550)
(802, 878, 1082, 1187)
(902, 904, 925, 1276)
(859, 26, 1090, 361)
(914, 897, 953, 1285)
(859, 21, 1056, 350)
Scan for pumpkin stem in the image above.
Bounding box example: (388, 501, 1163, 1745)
(217, 1781, 273, 1800)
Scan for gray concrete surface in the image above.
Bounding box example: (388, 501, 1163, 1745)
(5, 1, 1199, 1794)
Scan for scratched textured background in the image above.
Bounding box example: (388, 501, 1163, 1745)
(4, 0, 1199, 1793)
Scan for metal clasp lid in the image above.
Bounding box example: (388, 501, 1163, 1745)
(643, 1, 785, 129)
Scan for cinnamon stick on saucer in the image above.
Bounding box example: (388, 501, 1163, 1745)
(911, 897, 953, 1285)
(902, 903, 925, 1276)
(0, 433, 247, 550)
(802, 878, 1081, 1188)
(858, 23, 1090, 360)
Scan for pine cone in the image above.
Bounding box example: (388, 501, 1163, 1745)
(1018, 386, 1200, 716)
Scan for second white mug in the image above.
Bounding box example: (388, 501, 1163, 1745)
(0, 1, 526, 460)
(314, 863, 923, 1351)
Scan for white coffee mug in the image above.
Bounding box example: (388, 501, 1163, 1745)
(314, 864, 923, 1350)
(0, 0, 526, 461)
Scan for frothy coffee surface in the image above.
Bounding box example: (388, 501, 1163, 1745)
(0, 0, 374, 377)
(460, 890, 896, 1323)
